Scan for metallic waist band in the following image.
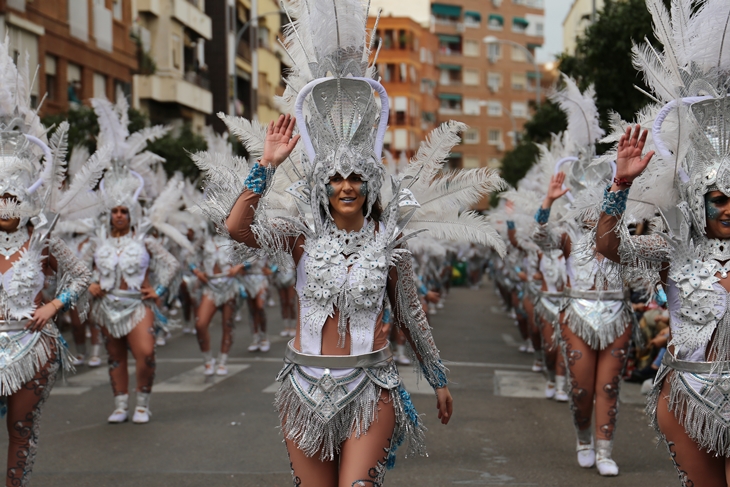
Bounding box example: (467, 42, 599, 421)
(567, 289, 627, 301)
(662, 352, 730, 374)
(540, 290, 564, 298)
(285, 341, 393, 368)
(0, 320, 27, 332)
(108, 289, 143, 299)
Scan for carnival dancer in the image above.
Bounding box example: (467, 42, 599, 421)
(192, 232, 244, 375)
(535, 76, 635, 476)
(194, 1, 506, 482)
(593, 1, 730, 483)
(0, 42, 95, 484)
(86, 96, 185, 424)
(240, 257, 271, 352)
(272, 261, 297, 337)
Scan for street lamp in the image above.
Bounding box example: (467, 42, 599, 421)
(232, 9, 283, 120)
(483, 35, 541, 110)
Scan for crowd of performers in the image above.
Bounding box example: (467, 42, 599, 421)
(0, 0, 728, 485)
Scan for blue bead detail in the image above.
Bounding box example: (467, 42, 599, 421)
(387, 385, 421, 470)
(506, 220, 516, 230)
(154, 285, 168, 297)
(601, 184, 629, 216)
(270, 264, 279, 273)
(188, 263, 197, 271)
(244, 162, 275, 195)
(55, 290, 77, 311)
(422, 361, 448, 389)
(239, 284, 248, 299)
(418, 283, 428, 296)
(534, 207, 551, 224)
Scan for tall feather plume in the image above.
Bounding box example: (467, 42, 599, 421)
(55, 144, 112, 218)
(416, 168, 506, 212)
(549, 75, 604, 149)
(67, 144, 89, 182)
(91, 98, 129, 161)
(219, 113, 266, 160)
(403, 121, 467, 187)
(687, 0, 730, 74)
(45, 121, 69, 209)
(125, 126, 170, 156)
(407, 210, 506, 257)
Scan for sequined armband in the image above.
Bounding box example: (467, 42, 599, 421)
(188, 263, 197, 271)
(506, 220, 516, 230)
(534, 207, 550, 224)
(244, 162, 276, 195)
(155, 285, 168, 297)
(55, 290, 78, 312)
(421, 361, 448, 389)
(601, 184, 629, 217)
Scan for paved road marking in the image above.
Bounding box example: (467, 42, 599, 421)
(262, 366, 432, 395)
(52, 366, 135, 395)
(154, 365, 249, 393)
(493, 370, 546, 399)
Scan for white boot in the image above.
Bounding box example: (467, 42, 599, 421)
(280, 318, 291, 337)
(108, 394, 129, 423)
(203, 352, 215, 376)
(596, 439, 619, 476)
(576, 430, 595, 468)
(132, 392, 151, 424)
(544, 381, 556, 399)
(87, 344, 102, 367)
(396, 344, 411, 365)
(554, 375, 569, 402)
(216, 353, 228, 376)
(259, 333, 270, 352)
(247, 332, 261, 352)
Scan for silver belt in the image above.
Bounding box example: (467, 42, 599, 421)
(285, 340, 393, 368)
(108, 289, 142, 299)
(662, 352, 730, 374)
(540, 291, 564, 298)
(0, 320, 27, 332)
(568, 289, 627, 301)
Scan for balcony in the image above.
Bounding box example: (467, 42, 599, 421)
(136, 75, 212, 114)
(137, 0, 161, 16)
(172, 0, 212, 39)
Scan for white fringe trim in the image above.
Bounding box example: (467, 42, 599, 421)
(92, 301, 148, 339)
(563, 301, 633, 350)
(0, 331, 72, 396)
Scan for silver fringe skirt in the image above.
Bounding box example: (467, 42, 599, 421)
(91, 289, 149, 339)
(562, 289, 634, 350)
(274, 341, 427, 467)
(202, 275, 241, 308)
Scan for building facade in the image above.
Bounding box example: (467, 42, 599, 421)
(367, 15, 439, 159)
(0, 0, 138, 114)
(132, 0, 212, 133)
(562, 0, 604, 55)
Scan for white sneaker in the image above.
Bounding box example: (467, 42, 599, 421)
(108, 394, 129, 423)
(545, 381, 556, 399)
(396, 353, 411, 365)
(267, 298, 276, 308)
(216, 364, 228, 376)
(182, 326, 194, 334)
(280, 329, 290, 337)
(526, 343, 535, 354)
(288, 328, 296, 337)
(72, 354, 85, 366)
(259, 338, 271, 353)
(554, 390, 570, 402)
(203, 359, 216, 376)
(132, 407, 150, 424)
(596, 440, 619, 476)
(156, 335, 166, 346)
(87, 356, 102, 367)
(576, 438, 595, 468)
(518, 339, 531, 353)
(531, 359, 544, 373)
(248, 333, 261, 352)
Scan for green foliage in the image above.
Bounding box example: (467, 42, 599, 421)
(42, 107, 207, 179)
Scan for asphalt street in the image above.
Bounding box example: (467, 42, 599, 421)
(14, 281, 679, 486)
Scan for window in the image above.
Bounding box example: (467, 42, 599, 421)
(93, 0, 113, 52)
(438, 94, 462, 114)
(463, 69, 479, 86)
(464, 11, 481, 28)
(463, 40, 479, 57)
(525, 14, 545, 37)
(464, 156, 480, 168)
(113, 0, 123, 20)
(487, 101, 502, 116)
(511, 73, 527, 90)
(394, 129, 408, 150)
(394, 96, 408, 125)
(67, 63, 82, 105)
(488, 129, 502, 145)
(487, 72, 502, 92)
(172, 35, 182, 70)
(487, 43, 501, 61)
(257, 26, 270, 49)
(93, 73, 107, 98)
(439, 65, 461, 86)
(68, 0, 89, 42)
(511, 46, 527, 62)
(488, 157, 502, 169)
(464, 129, 479, 145)
(513, 0, 544, 8)
(45, 56, 57, 101)
(512, 17, 529, 34)
(463, 98, 480, 116)
(511, 101, 528, 118)
(438, 35, 462, 55)
(488, 14, 504, 31)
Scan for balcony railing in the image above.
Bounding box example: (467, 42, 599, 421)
(185, 70, 210, 90)
(237, 40, 252, 63)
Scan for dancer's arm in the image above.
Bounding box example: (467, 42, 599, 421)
(143, 236, 180, 299)
(533, 173, 571, 258)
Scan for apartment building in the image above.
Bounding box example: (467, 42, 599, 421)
(563, 0, 604, 55)
(205, 0, 283, 133)
(0, 0, 138, 114)
(133, 0, 212, 132)
(367, 15, 439, 159)
(431, 0, 545, 172)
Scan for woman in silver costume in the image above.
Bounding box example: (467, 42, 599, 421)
(534, 76, 635, 477)
(86, 96, 183, 425)
(593, 2, 730, 484)
(192, 233, 244, 375)
(195, 2, 506, 483)
(272, 261, 297, 338)
(240, 257, 271, 352)
(0, 42, 92, 485)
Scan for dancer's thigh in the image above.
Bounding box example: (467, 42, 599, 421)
(656, 376, 725, 487)
(339, 392, 396, 487)
(285, 437, 338, 487)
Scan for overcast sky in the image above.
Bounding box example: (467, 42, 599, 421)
(536, 0, 573, 63)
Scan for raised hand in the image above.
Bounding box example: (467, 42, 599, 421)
(616, 125, 654, 186)
(546, 172, 570, 204)
(261, 114, 301, 168)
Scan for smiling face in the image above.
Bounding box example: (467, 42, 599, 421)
(705, 191, 730, 239)
(0, 193, 20, 233)
(110, 206, 131, 234)
(327, 173, 367, 219)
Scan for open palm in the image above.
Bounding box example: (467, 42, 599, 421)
(262, 114, 300, 167)
(616, 125, 654, 181)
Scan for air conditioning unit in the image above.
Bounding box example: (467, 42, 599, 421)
(496, 141, 505, 152)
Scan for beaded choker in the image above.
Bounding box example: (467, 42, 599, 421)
(702, 238, 730, 263)
(0, 229, 28, 260)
